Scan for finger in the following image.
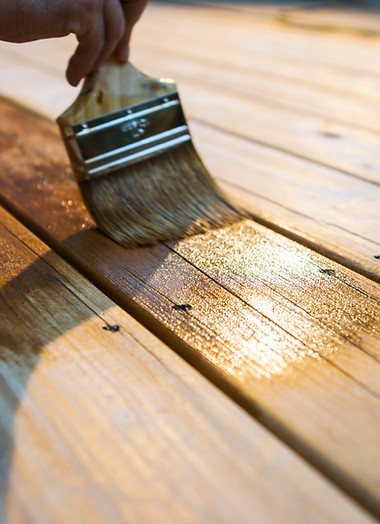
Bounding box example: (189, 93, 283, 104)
(93, 0, 126, 69)
(66, 27, 104, 86)
(66, 0, 125, 86)
(114, 0, 149, 61)
(66, 1, 106, 86)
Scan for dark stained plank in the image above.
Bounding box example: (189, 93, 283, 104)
(0, 99, 380, 517)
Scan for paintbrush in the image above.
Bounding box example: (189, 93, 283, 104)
(57, 60, 244, 247)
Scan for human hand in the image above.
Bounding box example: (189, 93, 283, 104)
(0, 0, 149, 86)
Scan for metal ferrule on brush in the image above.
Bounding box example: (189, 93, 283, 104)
(61, 93, 192, 182)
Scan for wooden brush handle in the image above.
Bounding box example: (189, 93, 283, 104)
(57, 61, 177, 127)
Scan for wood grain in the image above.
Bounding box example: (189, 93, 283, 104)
(1, 99, 380, 516)
(276, 6, 380, 37)
(135, 41, 380, 133)
(190, 121, 380, 283)
(132, 6, 380, 184)
(4, 206, 373, 524)
(134, 4, 380, 100)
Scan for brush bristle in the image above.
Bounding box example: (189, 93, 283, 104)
(79, 141, 245, 247)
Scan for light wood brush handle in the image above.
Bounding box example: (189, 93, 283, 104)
(57, 60, 177, 127)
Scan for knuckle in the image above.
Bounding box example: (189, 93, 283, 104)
(68, 0, 102, 35)
(75, 0, 102, 31)
(81, 0, 102, 14)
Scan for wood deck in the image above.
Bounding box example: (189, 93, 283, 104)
(0, 2, 379, 522)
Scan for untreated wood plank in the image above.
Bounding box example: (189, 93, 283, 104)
(138, 4, 380, 95)
(134, 41, 380, 134)
(276, 6, 380, 37)
(1, 100, 380, 516)
(0, 47, 73, 118)
(133, 48, 380, 185)
(4, 206, 372, 523)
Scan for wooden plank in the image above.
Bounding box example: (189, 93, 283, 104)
(130, 9, 380, 185)
(134, 42, 380, 134)
(276, 6, 380, 36)
(190, 121, 380, 283)
(1, 100, 380, 517)
(4, 206, 372, 523)
(4, 14, 380, 147)
(140, 4, 380, 82)
(0, 46, 74, 118)
(187, 2, 380, 36)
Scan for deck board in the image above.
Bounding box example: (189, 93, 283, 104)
(4, 206, 372, 523)
(275, 6, 380, 36)
(0, 99, 379, 516)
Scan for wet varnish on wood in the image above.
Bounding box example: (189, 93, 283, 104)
(4, 206, 373, 523)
